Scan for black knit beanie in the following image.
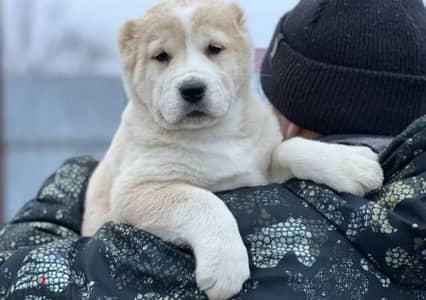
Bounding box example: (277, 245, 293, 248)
(261, 0, 426, 136)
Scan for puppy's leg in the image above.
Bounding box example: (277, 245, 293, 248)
(110, 179, 250, 300)
(81, 162, 113, 236)
(269, 137, 384, 196)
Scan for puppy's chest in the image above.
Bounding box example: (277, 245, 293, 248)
(137, 139, 273, 192)
(196, 140, 272, 191)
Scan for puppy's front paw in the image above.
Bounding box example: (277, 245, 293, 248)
(323, 145, 384, 196)
(196, 238, 250, 300)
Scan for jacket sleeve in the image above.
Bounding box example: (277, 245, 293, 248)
(287, 116, 426, 289)
(0, 157, 205, 299)
(0, 157, 97, 249)
(371, 116, 426, 288)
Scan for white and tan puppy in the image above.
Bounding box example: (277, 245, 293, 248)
(82, 0, 383, 299)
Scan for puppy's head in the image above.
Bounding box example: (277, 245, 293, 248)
(119, 0, 252, 130)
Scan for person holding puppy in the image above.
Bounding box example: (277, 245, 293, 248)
(0, 0, 425, 299)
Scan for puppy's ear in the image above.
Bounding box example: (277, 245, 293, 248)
(118, 20, 138, 58)
(228, 3, 246, 28)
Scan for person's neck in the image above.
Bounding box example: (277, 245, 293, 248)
(273, 109, 321, 140)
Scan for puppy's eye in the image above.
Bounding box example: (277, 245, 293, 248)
(153, 51, 171, 63)
(207, 44, 224, 56)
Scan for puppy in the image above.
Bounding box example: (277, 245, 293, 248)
(82, 1, 383, 299)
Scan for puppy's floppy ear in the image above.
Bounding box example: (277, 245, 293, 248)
(228, 2, 246, 28)
(118, 20, 138, 58)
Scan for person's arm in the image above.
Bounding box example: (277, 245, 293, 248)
(287, 116, 426, 288)
(0, 157, 97, 251)
(0, 157, 210, 299)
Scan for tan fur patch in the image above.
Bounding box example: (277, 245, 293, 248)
(118, 7, 186, 71)
(192, 2, 246, 33)
(110, 182, 190, 230)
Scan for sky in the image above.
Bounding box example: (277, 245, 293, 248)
(4, 0, 425, 75)
(110, 0, 298, 48)
(3, 0, 298, 74)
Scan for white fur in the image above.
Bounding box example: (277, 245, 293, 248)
(82, 1, 384, 299)
(174, 188, 250, 300)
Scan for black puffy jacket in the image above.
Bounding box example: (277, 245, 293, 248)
(0, 117, 426, 299)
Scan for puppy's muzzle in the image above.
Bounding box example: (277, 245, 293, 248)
(179, 80, 206, 104)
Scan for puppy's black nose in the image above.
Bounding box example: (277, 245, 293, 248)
(179, 81, 206, 104)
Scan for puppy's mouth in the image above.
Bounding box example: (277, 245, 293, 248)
(186, 110, 208, 118)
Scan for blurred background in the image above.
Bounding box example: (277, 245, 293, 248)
(0, 0, 300, 221)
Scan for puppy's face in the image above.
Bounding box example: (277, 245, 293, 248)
(119, 0, 252, 130)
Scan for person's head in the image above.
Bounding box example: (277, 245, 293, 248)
(261, 0, 426, 139)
